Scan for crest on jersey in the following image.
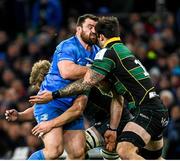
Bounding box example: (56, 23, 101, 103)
(94, 48, 107, 60)
(40, 113, 48, 121)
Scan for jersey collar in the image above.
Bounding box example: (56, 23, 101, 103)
(103, 37, 121, 48)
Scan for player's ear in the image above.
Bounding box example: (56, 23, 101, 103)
(99, 34, 104, 41)
(76, 26, 82, 33)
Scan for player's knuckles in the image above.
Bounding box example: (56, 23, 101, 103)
(32, 132, 35, 135)
(32, 131, 36, 135)
(36, 131, 40, 135)
(32, 127, 36, 131)
(104, 132, 108, 136)
(32, 129, 36, 134)
(33, 131, 39, 135)
(34, 133, 38, 136)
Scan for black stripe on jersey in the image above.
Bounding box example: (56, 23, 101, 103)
(86, 130, 96, 148)
(101, 149, 120, 159)
(86, 140, 93, 149)
(121, 56, 139, 70)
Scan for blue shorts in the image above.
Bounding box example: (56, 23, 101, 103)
(34, 100, 84, 130)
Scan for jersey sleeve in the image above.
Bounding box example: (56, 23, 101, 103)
(91, 48, 116, 76)
(57, 43, 76, 62)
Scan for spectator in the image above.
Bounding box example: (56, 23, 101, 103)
(31, 0, 63, 31)
(164, 105, 180, 159)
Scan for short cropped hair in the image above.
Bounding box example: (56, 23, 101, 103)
(76, 14, 98, 26)
(95, 16, 120, 38)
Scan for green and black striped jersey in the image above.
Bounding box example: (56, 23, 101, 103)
(91, 37, 156, 107)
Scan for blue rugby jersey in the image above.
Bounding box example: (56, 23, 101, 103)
(39, 36, 99, 110)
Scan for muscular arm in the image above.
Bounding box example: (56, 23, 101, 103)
(50, 95, 88, 128)
(109, 93, 124, 129)
(104, 93, 124, 152)
(29, 69, 105, 104)
(54, 68, 105, 98)
(58, 60, 88, 80)
(31, 95, 88, 136)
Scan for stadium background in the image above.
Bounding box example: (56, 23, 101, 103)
(0, 0, 180, 159)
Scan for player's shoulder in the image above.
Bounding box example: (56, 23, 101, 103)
(56, 36, 76, 51)
(94, 48, 111, 60)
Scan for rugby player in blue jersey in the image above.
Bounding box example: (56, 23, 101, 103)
(30, 16, 169, 160)
(6, 14, 99, 160)
(6, 59, 126, 160)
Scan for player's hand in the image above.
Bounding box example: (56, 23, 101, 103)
(32, 121, 53, 137)
(29, 91, 53, 104)
(104, 130, 117, 152)
(5, 109, 19, 121)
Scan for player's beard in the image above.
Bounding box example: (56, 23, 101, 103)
(81, 30, 97, 45)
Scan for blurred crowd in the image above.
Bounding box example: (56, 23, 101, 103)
(0, 0, 180, 159)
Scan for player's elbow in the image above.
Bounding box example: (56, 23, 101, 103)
(72, 95, 87, 117)
(73, 104, 84, 117)
(75, 106, 84, 117)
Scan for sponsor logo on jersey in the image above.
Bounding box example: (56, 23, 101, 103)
(40, 113, 48, 121)
(94, 48, 107, 60)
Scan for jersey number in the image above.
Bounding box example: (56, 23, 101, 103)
(134, 59, 149, 76)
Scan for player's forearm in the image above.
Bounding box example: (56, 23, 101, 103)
(51, 95, 88, 128)
(52, 69, 104, 99)
(18, 106, 34, 121)
(51, 109, 81, 128)
(52, 79, 91, 98)
(50, 105, 84, 128)
(109, 96, 123, 129)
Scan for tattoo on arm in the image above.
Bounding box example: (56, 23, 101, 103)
(55, 69, 105, 98)
(85, 69, 105, 86)
(57, 79, 90, 97)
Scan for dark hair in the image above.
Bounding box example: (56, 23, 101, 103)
(76, 14, 98, 26)
(95, 16, 120, 38)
